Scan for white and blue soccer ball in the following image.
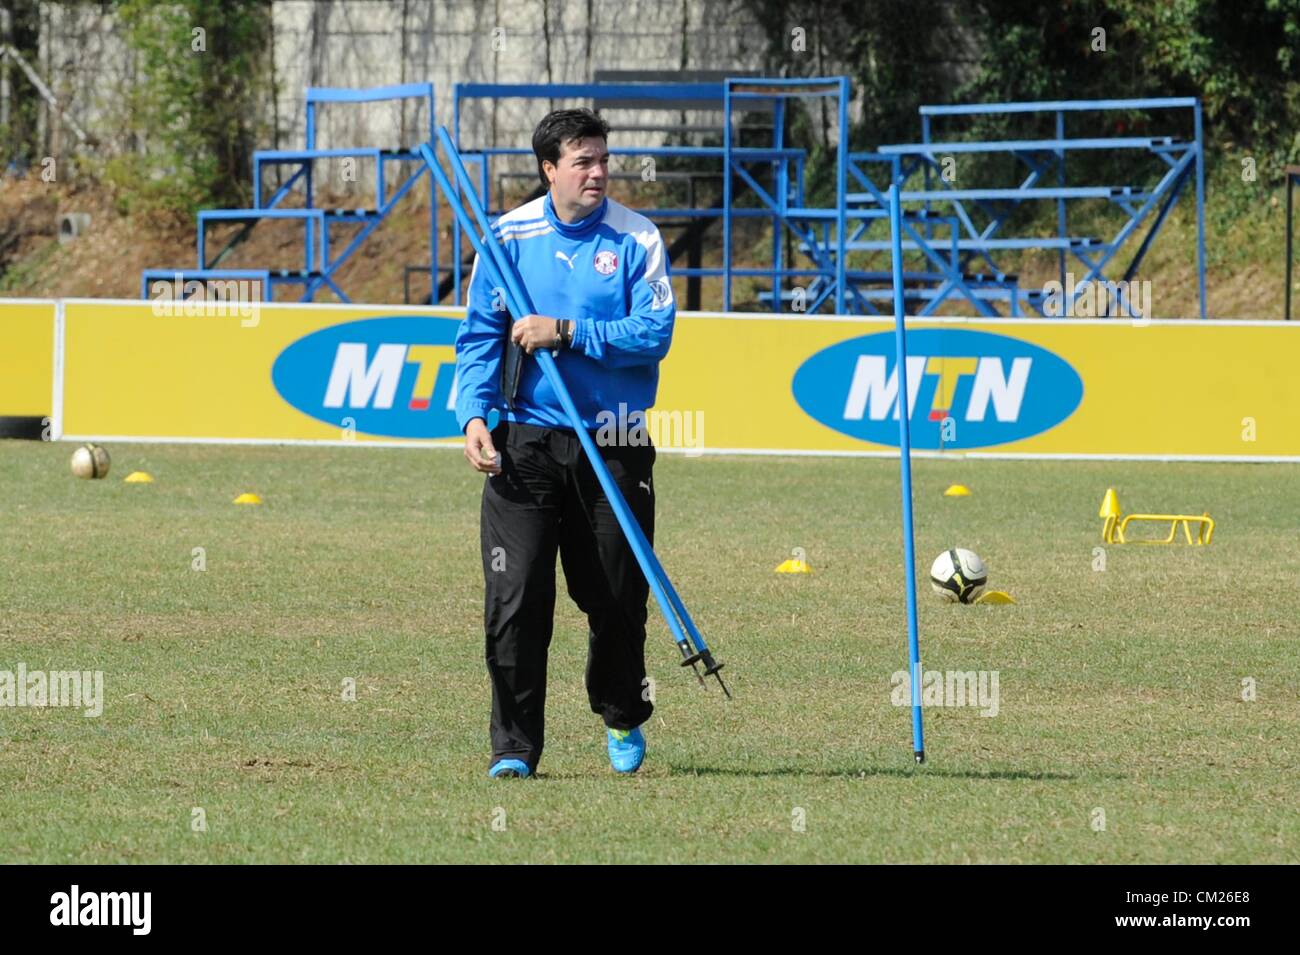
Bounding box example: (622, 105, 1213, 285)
(930, 548, 987, 604)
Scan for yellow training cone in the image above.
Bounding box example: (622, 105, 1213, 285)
(976, 590, 1016, 605)
(943, 484, 971, 496)
(775, 559, 812, 574)
(123, 471, 154, 483)
(233, 492, 263, 505)
(1099, 488, 1121, 519)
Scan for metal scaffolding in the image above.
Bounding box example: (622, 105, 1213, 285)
(140, 79, 1207, 319)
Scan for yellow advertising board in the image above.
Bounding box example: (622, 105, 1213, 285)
(60, 300, 467, 446)
(0, 299, 55, 433)
(50, 299, 1300, 460)
(658, 313, 1300, 459)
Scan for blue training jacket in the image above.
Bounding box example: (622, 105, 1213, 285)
(454, 192, 676, 432)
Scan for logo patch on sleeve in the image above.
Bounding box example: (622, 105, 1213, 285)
(649, 277, 673, 310)
(593, 250, 619, 275)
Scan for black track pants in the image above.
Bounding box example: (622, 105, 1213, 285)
(480, 420, 656, 771)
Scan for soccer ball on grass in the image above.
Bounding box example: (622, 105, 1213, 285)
(930, 548, 987, 604)
(70, 443, 111, 480)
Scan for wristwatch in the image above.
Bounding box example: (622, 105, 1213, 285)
(552, 319, 574, 352)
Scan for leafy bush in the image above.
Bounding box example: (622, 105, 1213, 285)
(110, 0, 272, 214)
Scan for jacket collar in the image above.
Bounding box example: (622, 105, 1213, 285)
(544, 191, 608, 238)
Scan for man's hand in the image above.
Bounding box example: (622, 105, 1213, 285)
(511, 314, 562, 355)
(464, 418, 501, 475)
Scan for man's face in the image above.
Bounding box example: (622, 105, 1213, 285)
(543, 136, 609, 221)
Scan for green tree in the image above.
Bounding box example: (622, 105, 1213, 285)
(111, 0, 272, 214)
(0, 0, 46, 170)
(741, 0, 1300, 178)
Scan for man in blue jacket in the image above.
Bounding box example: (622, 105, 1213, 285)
(454, 108, 676, 778)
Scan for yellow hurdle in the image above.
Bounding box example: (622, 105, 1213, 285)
(1099, 488, 1214, 545)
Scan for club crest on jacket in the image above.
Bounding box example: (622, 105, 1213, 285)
(594, 250, 619, 275)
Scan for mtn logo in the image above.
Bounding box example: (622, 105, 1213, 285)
(792, 329, 1083, 449)
(272, 317, 463, 439)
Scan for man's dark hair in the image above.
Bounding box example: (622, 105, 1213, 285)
(532, 108, 610, 187)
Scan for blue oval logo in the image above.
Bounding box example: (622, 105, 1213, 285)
(272, 316, 465, 439)
(792, 329, 1083, 449)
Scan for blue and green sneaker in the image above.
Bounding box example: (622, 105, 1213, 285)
(606, 726, 646, 774)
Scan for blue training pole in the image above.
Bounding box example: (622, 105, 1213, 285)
(889, 183, 926, 764)
(418, 139, 728, 696)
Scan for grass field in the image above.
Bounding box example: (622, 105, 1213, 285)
(0, 440, 1296, 863)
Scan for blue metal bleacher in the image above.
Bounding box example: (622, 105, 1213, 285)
(143, 83, 436, 304)
(844, 98, 1206, 318)
(141, 75, 1208, 319)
